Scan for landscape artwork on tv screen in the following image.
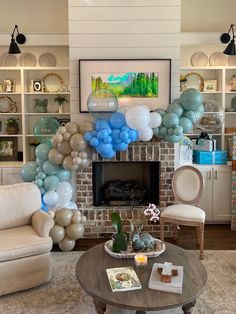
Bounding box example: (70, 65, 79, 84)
(91, 72, 159, 98)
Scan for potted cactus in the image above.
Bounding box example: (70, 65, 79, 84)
(6, 117, 19, 135)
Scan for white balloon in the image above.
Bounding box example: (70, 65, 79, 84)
(43, 191, 59, 207)
(57, 181, 73, 195)
(125, 106, 150, 130)
(55, 198, 71, 208)
(58, 126, 67, 135)
(73, 156, 82, 165)
(67, 202, 78, 210)
(138, 127, 153, 141)
(148, 112, 162, 128)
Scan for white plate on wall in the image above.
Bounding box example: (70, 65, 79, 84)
(19, 53, 37, 67)
(0, 53, 17, 67)
(38, 53, 56, 67)
(209, 52, 227, 66)
(228, 55, 236, 66)
(191, 51, 208, 66)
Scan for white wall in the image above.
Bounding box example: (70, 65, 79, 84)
(68, 0, 181, 122)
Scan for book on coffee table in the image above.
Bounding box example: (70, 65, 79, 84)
(148, 263, 183, 294)
(106, 266, 142, 292)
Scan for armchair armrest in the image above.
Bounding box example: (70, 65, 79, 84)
(32, 209, 54, 237)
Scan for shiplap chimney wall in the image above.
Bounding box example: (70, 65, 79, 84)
(68, 0, 181, 122)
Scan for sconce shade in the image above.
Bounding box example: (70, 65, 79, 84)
(8, 37, 21, 54)
(223, 39, 236, 55)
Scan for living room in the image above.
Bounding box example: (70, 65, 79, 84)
(0, 0, 235, 313)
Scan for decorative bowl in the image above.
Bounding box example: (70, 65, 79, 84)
(104, 238, 166, 259)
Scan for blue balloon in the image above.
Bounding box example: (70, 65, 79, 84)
(163, 113, 179, 128)
(97, 143, 113, 155)
(97, 129, 109, 140)
(129, 129, 138, 142)
(113, 142, 128, 151)
(103, 135, 112, 143)
(89, 137, 99, 147)
(43, 175, 60, 191)
(111, 129, 121, 143)
(109, 112, 126, 129)
(121, 125, 130, 132)
(95, 119, 110, 130)
(180, 88, 203, 111)
(35, 143, 51, 161)
(84, 132, 92, 142)
(179, 117, 193, 133)
(101, 149, 116, 159)
(41, 201, 48, 212)
(42, 160, 59, 175)
(120, 130, 129, 141)
(56, 169, 71, 181)
(123, 137, 131, 144)
(21, 161, 37, 182)
(91, 130, 97, 137)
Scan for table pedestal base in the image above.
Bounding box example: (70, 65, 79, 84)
(182, 300, 196, 313)
(93, 299, 106, 314)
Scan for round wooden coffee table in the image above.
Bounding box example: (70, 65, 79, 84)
(76, 242, 207, 314)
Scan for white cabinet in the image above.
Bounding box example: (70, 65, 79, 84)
(193, 165, 232, 223)
(0, 166, 22, 185)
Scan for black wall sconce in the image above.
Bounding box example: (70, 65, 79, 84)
(220, 24, 236, 56)
(8, 25, 26, 54)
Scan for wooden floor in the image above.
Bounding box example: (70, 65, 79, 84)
(56, 224, 236, 251)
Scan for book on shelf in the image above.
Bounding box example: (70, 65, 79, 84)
(106, 266, 142, 292)
(148, 263, 183, 294)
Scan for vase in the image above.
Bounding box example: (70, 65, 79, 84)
(59, 104, 63, 114)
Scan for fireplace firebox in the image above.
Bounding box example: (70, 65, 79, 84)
(92, 161, 160, 206)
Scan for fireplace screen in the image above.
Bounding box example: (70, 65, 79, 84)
(92, 161, 159, 206)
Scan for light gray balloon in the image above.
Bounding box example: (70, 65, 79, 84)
(58, 236, 75, 251)
(79, 158, 90, 169)
(48, 148, 64, 165)
(70, 133, 87, 151)
(66, 223, 84, 240)
(79, 151, 88, 159)
(49, 224, 65, 244)
(55, 208, 73, 227)
(81, 215, 87, 224)
(63, 155, 79, 171)
(57, 141, 72, 155)
(65, 122, 79, 135)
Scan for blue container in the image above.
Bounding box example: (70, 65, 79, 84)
(193, 150, 227, 165)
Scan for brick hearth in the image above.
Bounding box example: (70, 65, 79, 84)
(77, 138, 175, 238)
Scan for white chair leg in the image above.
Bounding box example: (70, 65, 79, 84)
(199, 223, 204, 260)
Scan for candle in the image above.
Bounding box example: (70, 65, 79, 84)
(134, 253, 148, 268)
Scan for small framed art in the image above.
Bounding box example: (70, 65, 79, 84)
(203, 80, 217, 92)
(31, 80, 44, 92)
(0, 137, 18, 161)
(3, 79, 15, 92)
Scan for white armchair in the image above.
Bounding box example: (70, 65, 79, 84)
(0, 182, 54, 296)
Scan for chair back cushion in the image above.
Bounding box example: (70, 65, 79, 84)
(0, 183, 41, 230)
(172, 166, 204, 204)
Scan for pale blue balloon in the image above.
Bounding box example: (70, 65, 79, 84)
(185, 111, 197, 123)
(35, 178, 43, 188)
(35, 143, 51, 161)
(163, 113, 179, 128)
(179, 117, 193, 133)
(167, 128, 174, 135)
(40, 187, 46, 195)
(37, 171, 46, 180)
(160, 127, 167, 136)
(197, 103, 205, 114)
(165, 134, 183, 143)
(43, 175, 60, 191)
(167, 102, 183, 117)
(36, 166, 42, 173)
(174, 126, 184, 136)
(152, 127, 160, 136)
(21, 161, 37, 182)
(180, 88, 203, 111)
(36, 158, 44, 167)
(56, 169, 71, 181)
(42, 160, 59, 175)
(155, 109, 166, 117)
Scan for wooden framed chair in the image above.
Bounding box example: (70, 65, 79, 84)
(160, 165, 205, 260)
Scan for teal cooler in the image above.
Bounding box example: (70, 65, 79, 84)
(193, 150, 227, 165)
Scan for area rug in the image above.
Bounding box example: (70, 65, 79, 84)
(0, 251, 235, 314)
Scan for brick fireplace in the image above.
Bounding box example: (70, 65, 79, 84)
(77, 138, 175, 239)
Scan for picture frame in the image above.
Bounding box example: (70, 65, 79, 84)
(0, 118, 5, 134)
(3, 79, 15, 92)
(0, 137, 18, 161)
(79, 59, 171, 112)
(57, 118, 70, 126)
(204, 80, 217, 92)
(31, 80, 44, 92)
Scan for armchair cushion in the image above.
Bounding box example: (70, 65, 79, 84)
(0, 225, 52, 262)
(161, 204, 205, 223)
(32, 209, 54, 237)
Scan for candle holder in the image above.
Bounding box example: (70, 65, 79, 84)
(134, 253, 148, 268)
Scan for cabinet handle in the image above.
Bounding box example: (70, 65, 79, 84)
(208, 171, 211, 180)
(214, 170, 217, 180)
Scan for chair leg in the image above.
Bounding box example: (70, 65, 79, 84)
(199, 223, 205, 260)
(173, 224, 178, 241)
(160, 218, 164, 241)
(196, 227, 200, 246)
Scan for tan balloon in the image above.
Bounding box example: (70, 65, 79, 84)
(57, 141, 72, 155)
(71, 150, 78, 158)
(55, 208, 73, 227)
(73, 156, 82, 165)
(63, 155, 79, 171)
(81, 215, 87, 224)
(79, 151, 88, 159)
(70, 133, 87, 151)
(79, 121, 94, 134)
(79, 158, 90, 169)
(65, 223, 84, 240)
(58, 126, 67, 135)
(48, 209, 55, 219)
(49, 224, 65, 244)
(58, 236, 75, 251)
(65, 122, 79, 135)
(48, 148, 64, 165)
(51, 137, 58, 148)
(63, 132, 71, 141)
(72, 212, 82, 223)
(55, 133, 63, 143)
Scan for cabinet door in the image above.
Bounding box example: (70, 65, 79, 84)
(2, 167, 23, 185)
(198, 167, 213, 222)
(212, 166, 232, 222)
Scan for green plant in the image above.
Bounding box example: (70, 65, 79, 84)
(111, 212, 129, 253)
(6, 117, 19, 128)
(54, 95, 68, 106)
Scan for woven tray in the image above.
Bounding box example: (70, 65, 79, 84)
(104, 238, 166, 259)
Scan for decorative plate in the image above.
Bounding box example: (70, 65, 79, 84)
(0, 96, 14, 113)
(19, 53, 37, 67)
(191, 51, 208, 67)
(42, 73, 64, 93)
(0, 53, 17, 67)
(228, 55, 236, 66)
(209, 52, 227, 66)
(104, 238, 166, 259)
(185, 72, 204, 91)
(38, 52, 57, 67)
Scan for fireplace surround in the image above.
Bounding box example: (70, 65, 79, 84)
(77, 139, 175, 238)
